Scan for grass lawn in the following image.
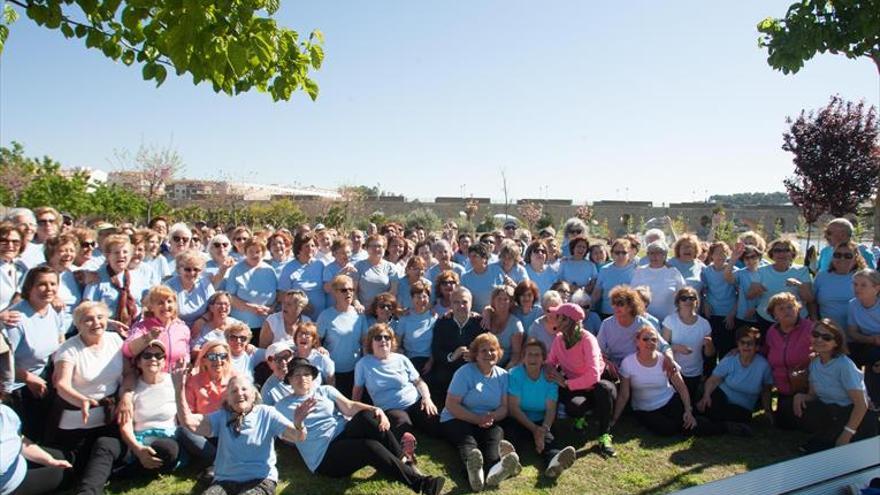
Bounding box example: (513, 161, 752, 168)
(101, 413, 810, 495)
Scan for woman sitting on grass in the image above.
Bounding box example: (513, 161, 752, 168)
(275, 358, 445, 495)
(793, 319, 878, 453)
(176, 370, 310, 495)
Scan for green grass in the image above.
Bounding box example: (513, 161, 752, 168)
(101, 414, 809, 495)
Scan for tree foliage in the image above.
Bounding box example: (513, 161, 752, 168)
(757, 0, 880, 75)
(2, 0, 324, 101)
(112, 143, 183, 223)
(782, 96, 880, 219)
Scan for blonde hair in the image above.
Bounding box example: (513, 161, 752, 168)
(144, 286, 178, 319)
(73, 301, 110, 330)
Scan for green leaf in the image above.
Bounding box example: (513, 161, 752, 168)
(227, 42, 248, 76)
(74, 24, 88, 38)
(85, 29, 104, 48)
(154, 65, 167, 85)
(121, 49, 135, 65)
(142, 62, 156, 80)
(309, 44, 323, 69)
(60, 23, 74, 38)
(304, 77, 318, 101)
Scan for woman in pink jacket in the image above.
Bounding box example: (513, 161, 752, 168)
(762, 293, 812, 430)
(545, 303, 618, 458)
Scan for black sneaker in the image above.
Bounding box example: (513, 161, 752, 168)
(724, 421, 754, 437)
(420, 476, 446, 495)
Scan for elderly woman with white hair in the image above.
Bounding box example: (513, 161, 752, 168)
(425, 239, 466, 284)
(165, 250, 215, 328)
(817, 218, 876, 272)
(205, 233, 236, 290)
(560, 217, 589, 256)
(630, 241, 686, 321)
(638, 229, 667, 266)
(163, 223, 194, 274)
(527, 290, 564, 350)
(5, 208, 44, 269)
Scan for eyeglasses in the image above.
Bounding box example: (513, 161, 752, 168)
(556, 289, 571, 295)
(640, 337, 658, 343)
(234, 237, 249, 242)
(737, 339, 756, 347)
(0, 238, 21, 245)
(205, 352, 229, 362)
(36, 218, 56, 225)
(140, 351, 165, 360)
(337, 287, 354, 293)
(611, 299, 627, 306)
(378, 304, 393, 310)
(373, 334, 393, 342)
(833, 252, 854, 260)
(678, 295, 698, 302)
(213, 242, 230, 248)
(172, 235, 191, 243)
(80, 241, 97, 249)
(533, 249, 547, 254)
(810, 330, 834, 342)
(182, 267, 202, 273)
(612, 251, 628, 256)
(227, 335, 249, 342)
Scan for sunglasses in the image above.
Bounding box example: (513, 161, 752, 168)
(172, 235, 191, 243)
(205, 352, 229, 362)
(378, 304, 393, 310)
(337, 287, 354, 293)
(36, 218, 56, 225)
(234, 237, 250, 242)
(612, 251, 628, 256)
(504, 225, 516, 230)
(227, 335, 249, 342)
(810, 330, 834, 342)
(678, 295, 698, 302)
(373, 334, 393, 342)
(182, 267, 202, 273)
(213, 242, 230, 248)
(611, 300, 627, 306)
(533, 249, 547, 254)
(439, 280, 456, 286)
(80, 241, 97, 249)
(641, 337, 658, 343)
(833, 252, 854, 260)
(140, 351, 166, 360)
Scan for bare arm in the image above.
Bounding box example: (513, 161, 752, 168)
(172, 371, 212, 437)
(445, 394, 484, 425)
(21, 438, 72, 468)
(258, 321, 274, 348)
(611, 377, 631, 425)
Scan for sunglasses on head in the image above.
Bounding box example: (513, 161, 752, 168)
(205, 352, 229, 362)
(810, 330, 834, 342)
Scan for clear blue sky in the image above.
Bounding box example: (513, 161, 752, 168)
(1, 1, 877, 204)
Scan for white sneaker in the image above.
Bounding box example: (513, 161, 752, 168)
(465, 448, 484, 492)
(499, 439, 515, 457)
(544, 446, 577, 478)
(485, 452, 522, 487)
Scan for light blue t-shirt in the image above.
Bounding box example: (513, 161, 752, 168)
(165, 275, 215, 328)
(493, 317, 524, 368)
(278, 258, 327, 318)
(493, 261, 529, 285)
(848, 297, 880, 336)
(597, 315, 670, 366)
(275, 385, 347, 473)
(755, 264, 812, 321)
(56, 269, 82, 331)
(0, 405, 26, 495)
(261, 375, 293, 406)
(145, 256, 172, 282)
(316, 306, 368, 373)
(507, 365, 558, 422)
(395, 310, 437, 359)
(0, 259, 27, 311)
(208, 405, 292, 482)
(595, 263, 636, 314)
(809, 355, 865, 407)
(354, 353, 421, 411)
(440, 363, 509, 422)
(713, 354, 773, 410)
(734, 268, 759, 322)
(452, 252, 472, 271)
(230, 349, 266, 381)
(226, 260, 277, 328)
(515, 306, 543, 335)
(396, 276, 432, 311)
(667, 258, 705, 294)
(558, 259, 597, 288)
(460, 263, 506, 311)
(354, 259, 398, 307)
(525, 264, 560, 296)
(813, 271, 855, 330)
(4, 301, 63, 391)
(82, 265, 152, 318)
(425, 263, 466, 286)
(700, 265, 736, 316)
(204, 259, 229, 290)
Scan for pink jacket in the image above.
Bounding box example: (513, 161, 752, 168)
(762, 318, 812, 395)
(123, 316, 192, 372)
(547, 331, 606, 391)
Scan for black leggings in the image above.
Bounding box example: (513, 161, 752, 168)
(500, 418, 565, 468)
(708, 315, 735, 371)
(334, 371, 355, 399)
(682, 375, 703, 404)
(316, 411, 425, 492)
(773, 393, 802, 430)
(385, 401, 441, 439)
(702, 388, 753, 424)
(11, 447, 69, 495)
(633, 394, 724, 437)
(800, 399, 879, 449)
(51, 424, 121, 495)
(441, 418, 504, 471)
(558, 380, 617, 435)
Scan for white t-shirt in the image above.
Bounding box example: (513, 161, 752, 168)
(620, 352, 674, 412)
(631, 266, 686, 321)
(132, 375, 177, 432)
(265, 312, 312, 345)
(662, 313, 712, 378)
(54, 333, 124, 430)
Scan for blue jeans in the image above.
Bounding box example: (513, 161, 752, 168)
(177, 427, 216, 467)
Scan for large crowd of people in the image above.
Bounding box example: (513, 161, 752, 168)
(1, 207, 879, 494)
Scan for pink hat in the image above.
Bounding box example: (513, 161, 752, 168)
(550, 302, 585, 322)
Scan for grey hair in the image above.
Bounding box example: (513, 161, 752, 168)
(643, 228, 666, 244)
(562, 217, 588, 237)
(541, 290, 563, 309)
(167, 222, 191, 240)
(4, 208, 35, 224)
(646, 240, 669, 253)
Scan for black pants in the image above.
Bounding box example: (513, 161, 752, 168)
(12, 446, 69, 495)
(386, 401, 441, 439)
(441, 418, 504, 471)
(703, 388, 753, 424)
(558, 380, 617, 435)
(334, 371, 355, 399)
(773, 393, 802, 431)
(682, 375, 703, 404)
(316, 411, 426, 492)
(410, 357, 430, 376)
(9, 383, 54, 444)
(708, 315, 736, 371)
(51, 424, 122, 495)
(500, 418, 564, 468)
(426, 364, 458, 408)
(754, 315, 775, 342)
(203, 478, 276, 495)
(633, 394, 724, 437)
(801, 399, 879, 449)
